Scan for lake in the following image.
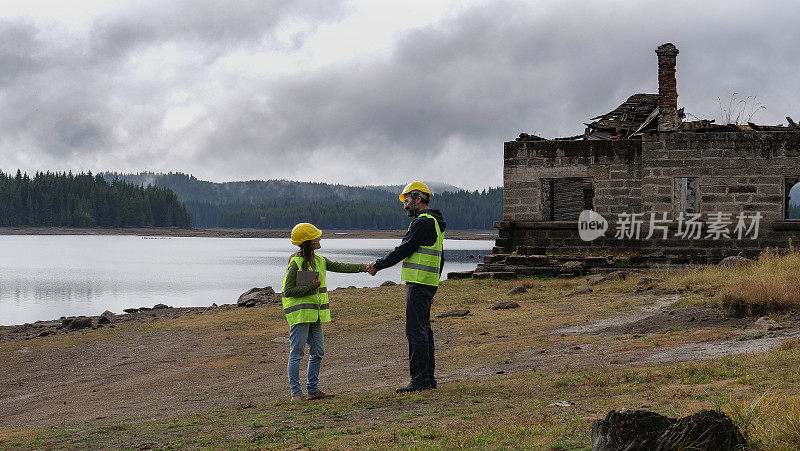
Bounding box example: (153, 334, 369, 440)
(0, 235, 491, 325)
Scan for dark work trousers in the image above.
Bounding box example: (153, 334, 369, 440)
(405, 282, 437, 385)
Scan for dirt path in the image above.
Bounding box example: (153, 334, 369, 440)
(555, 295, 682, 335)
(547, 294, 800, 368)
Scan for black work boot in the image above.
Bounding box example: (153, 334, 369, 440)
(395, 381, 430, 393)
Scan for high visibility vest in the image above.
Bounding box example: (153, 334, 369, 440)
(281, 254, 330, 326)
(401, 212, 444, 286)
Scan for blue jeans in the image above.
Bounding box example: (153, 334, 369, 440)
(287, 321, 324, 395)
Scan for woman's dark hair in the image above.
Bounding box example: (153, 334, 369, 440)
(297, 240, 316, 270)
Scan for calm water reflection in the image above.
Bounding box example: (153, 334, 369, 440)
(0, 235, 491, 325)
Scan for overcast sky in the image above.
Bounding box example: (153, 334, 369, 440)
(2, 0, 799, 190)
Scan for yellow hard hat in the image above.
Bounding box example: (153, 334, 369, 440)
(398, 181, 432, 202)
(291, 223, 322, 245)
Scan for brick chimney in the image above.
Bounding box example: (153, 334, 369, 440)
(655, 43, 679, 131)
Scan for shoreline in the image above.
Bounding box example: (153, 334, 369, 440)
(0, 226, 496, 240)
(0, 304, 238, 342)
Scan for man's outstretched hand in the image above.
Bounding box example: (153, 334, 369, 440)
(366, 262, 378, 276)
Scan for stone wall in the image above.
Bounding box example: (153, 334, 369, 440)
(503, 139, 641, 222)
(641, 130, 800, 221)
(637, 130, 800, 261)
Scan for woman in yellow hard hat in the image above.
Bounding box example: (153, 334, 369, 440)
(281, 222, 371, 401)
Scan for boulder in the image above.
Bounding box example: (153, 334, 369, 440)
(380, 280, 398, 287)
(637, 276, 663, 286)
(98, 311, 116, 325)
(566, 288, 593, 297)
(587, 275, 607, 285)
(718, 256, 755, 267)
(237, 286, 279, 308)
(505, 286, 527, 296)
(152, 303, 170, 310)
(605, 270, 628, 281)
(447, 271, 474, 280)
(591, 409, 747, 451)
(489, 301, 520, 310)
(66, 317, 92, 330)
(123, 308, 139, 314)
(754, 316, 782, 331)
(435, 309, 471, 318)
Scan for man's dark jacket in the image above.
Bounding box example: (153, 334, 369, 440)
(374, 208, 446, 273)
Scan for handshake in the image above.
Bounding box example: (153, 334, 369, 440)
(365, 261, 378, 276)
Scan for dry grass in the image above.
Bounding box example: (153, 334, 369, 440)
(0, 429, 36, 444)
(721, 393, 800, 450)
(717, 250, 800, 313)
(665, 249, 800, 314)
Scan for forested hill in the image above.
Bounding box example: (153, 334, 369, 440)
(100, 172, 461, 206)
(0, 170, 191, 227)
(101, 172, 501, 230)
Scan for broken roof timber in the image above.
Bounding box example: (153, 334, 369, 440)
(584, 93, 659, 140)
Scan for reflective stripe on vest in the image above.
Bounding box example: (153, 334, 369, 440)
(280, 254, 330, 325)
(401, 212, 444, 286)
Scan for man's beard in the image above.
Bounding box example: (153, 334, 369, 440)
(405, 205, 415, 217)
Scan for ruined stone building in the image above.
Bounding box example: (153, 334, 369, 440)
(491, 43, 800, 269)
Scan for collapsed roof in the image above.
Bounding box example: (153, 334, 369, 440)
(516, 94, 800, 142)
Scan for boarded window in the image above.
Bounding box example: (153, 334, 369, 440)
(674, 177, 700, 215)
(785, 178, 800, 219)
(541, 177, 594, 221)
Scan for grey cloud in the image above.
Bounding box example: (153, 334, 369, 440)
(52, 117, 107, 151)
(3, 0, 800, 190)
(0, 21, 47, 86)
(0, 0, 347, 165)
(89, 0, 347, 61)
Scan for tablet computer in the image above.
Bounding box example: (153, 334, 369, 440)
(296, 270, 319, 286)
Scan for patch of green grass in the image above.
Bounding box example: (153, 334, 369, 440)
(737, 331, 767, 341)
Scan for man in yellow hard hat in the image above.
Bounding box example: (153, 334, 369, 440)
(367, 181, 446, 393)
